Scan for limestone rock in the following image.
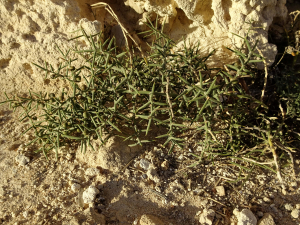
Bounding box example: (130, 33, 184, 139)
(146, 166, 160, 183)
(257, 213, 275, 225)
(15, 155, 30, 166)
(82, 186, 99, 204)
(139, 214, 165, 225)
(284, 203, 293, 211)
(234, 209, 257, 225)
(125, 0, 288, 69)
(291, 209, 300, 219)
(199, 208, 215, 225)
(215, 186, 225, 196)
(0, 0, 103, 105)
(140, 159, 151, 170)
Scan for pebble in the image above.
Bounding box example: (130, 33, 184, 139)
(290, 182, 297, 187)
(199, 208, 215, 225)
(23, 211, 29, 218)
(71, 183, 81, 192)
(257, 213, 275, 225)
(282, 188, 287, 195)
(234, 208, 257, 225)
(15, 154, 30, 166)
(161, 160, 169, 170)
(291, 209, 300, 219)
(146, 167, 160, 183)
(178, 154, 184, 161)
(82, 186, 99, 204)
(66, 153, 73, 160)
(215, 186, 225, 196)
(85, 168, 100, 177)
(296, 204, 300, 210)
(140, 159, 151, 170)
(263, 197, 271, 203)
(284, 203, 293, 211)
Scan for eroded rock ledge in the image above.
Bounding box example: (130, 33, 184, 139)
(0, 0, 288, 102)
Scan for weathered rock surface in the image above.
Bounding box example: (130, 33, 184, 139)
(15, 154, 30, 166)
(234, 208, 257, 225)
(0, 0, 102, 104)
(125, 0, 288, 69)
(0, 0, 288, 105)
(199, 208, 215, 225)
(82, 185, 99, 204)
(257, 213, 276, 225)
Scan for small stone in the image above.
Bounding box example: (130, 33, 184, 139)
(15, 155, 30, 166)
(284, 203, 293, 211)
(199, 209, 215, 225)
(178, 154, 184, 161)
(146, 167, 160, 183)
(85, 168, 100, 177)
(257, 211, 264, 217)
(282, 188, 287, 195)
(257, 213, 275, 225)
(66, 153, 73, 160)
(133, 218, 139, 225)
(140, 159, 151, 170)
(234, 209, 257, 225)
(215, 186, 225, 196)
(82, 186, 99, 204)
(161, 160, 169, 170)
(290, 182, 297, 187)
(291, 209, 300, 219)
(296, 204, 300, 210)
(23, 211, 29, 218)
(263, 197, 271, 203)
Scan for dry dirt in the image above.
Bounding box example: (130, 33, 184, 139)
(0, 110, 299, 225)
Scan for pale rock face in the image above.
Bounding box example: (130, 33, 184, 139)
(0, 0, 288, 106)
(0, 0, 102, 104)
(126, 0, 288, 69)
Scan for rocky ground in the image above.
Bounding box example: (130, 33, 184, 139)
(0, 110, 299, 225)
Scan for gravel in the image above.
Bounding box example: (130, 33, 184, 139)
(291, 209, 300, 219)
(199, 208, 215, 225)
(15, 155, 30, 166)
(82, 186, 100, 204)
(234, 208, 257, 225)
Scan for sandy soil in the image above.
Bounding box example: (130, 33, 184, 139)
(0, 110, 299, 224)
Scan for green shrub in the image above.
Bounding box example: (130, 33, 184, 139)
(0, 21, 299, 182)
